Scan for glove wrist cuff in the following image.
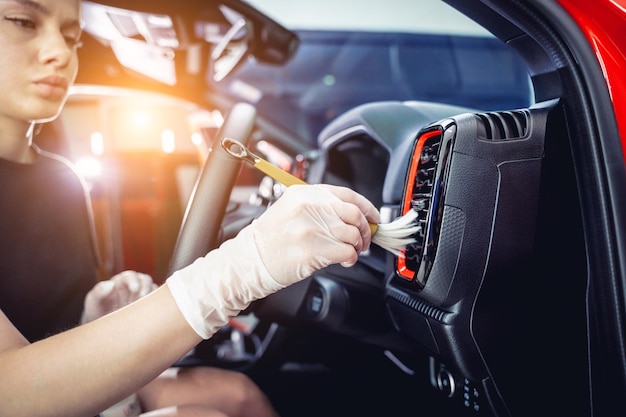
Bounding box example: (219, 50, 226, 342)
(167, 225, 285, 339)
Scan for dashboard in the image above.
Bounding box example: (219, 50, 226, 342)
(260, 98, 569, 413)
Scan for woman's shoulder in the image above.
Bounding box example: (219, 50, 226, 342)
(32, 146, 90, 193)
(34, 145, 75, 168)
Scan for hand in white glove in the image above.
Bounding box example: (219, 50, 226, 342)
(167, 184, 380, 339)
(250, 184, 380, 284)
(81, 270, 157, 323)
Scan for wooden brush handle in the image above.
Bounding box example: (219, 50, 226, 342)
(253, 159, 378, 236)
(254, 159, 306, 186)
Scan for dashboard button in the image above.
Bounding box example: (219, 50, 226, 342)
(436, 368, 456, 398)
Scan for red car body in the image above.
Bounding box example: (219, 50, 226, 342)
(559, 0, 626, 160)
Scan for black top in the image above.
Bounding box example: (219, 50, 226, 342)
(0, 147, 99, 342)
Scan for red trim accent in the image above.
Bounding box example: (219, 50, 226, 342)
(396, 129, 442, 281)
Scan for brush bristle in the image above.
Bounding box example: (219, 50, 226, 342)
(371, 210, 420, 256)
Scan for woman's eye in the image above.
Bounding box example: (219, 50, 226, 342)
(65, 29, 84, 48)
(5, 16, 36, 29)
(65, 36, 83, 48)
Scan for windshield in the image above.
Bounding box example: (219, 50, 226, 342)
(213, 0, 533, 145)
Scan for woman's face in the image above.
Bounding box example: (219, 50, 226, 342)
(0, 0, 81, 124)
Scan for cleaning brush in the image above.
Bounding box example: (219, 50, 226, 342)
(221, 137, 420, 256)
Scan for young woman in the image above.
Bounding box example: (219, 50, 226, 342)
(2, 120, 282, 417)
(0, 1, 379, 416)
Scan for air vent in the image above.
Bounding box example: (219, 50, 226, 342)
(475, 110, 528, 140)
(397, 127, 453, 287)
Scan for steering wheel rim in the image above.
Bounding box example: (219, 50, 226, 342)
(168, 102, 257, 275)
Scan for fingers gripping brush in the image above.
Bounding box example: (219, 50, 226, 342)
(221, 137, 420, 256)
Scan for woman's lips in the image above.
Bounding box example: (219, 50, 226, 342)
(34, 76, 69, 100)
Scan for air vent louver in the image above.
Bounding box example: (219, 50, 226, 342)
(476, 110, 528, 140)
(397, 128, 453, 287)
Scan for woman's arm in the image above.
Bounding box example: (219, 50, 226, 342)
(0, 285, 200, 417)
(0, 184, 379, 417)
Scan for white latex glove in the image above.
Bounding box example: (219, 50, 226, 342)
(81, 271, 157, 324)
(167, 184, 380, 339)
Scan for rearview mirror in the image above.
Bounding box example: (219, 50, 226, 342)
(217, 0, 300, 74)
(209, 6, 251, 82)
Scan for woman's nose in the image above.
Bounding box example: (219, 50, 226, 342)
(39, 32, 73, 68)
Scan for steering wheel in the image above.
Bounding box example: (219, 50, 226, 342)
(168, 102, 256, 274)
(169, 102, 265, 367)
